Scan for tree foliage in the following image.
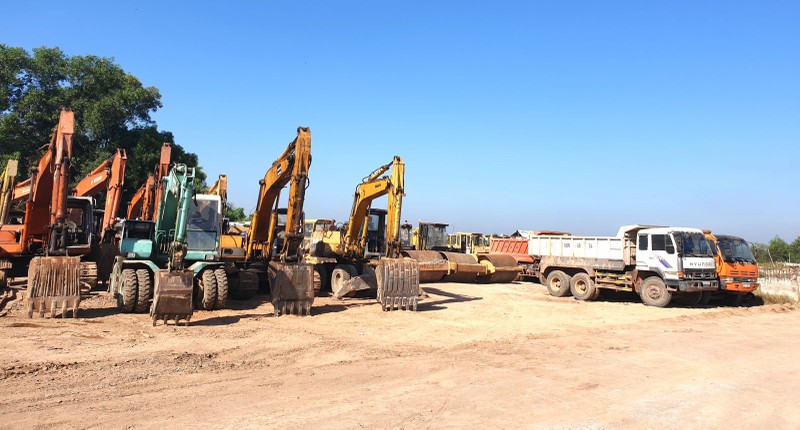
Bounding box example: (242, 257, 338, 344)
(753, 236, 800, 263)
(225, 203, 251, 222)
(0, 45, 205, 213)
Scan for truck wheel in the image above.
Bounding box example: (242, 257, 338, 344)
(640, 277, 671, 307)
(677, 292, 702, 307)
(699, 291, 712, 305)
(134, 269, 152, 313)
(545, 270, 571, 297)
(196, 269, 218, 310)
(726, 293, 743, 307)
(570, 273, 597, 301)
(213, 268, 228, 310)
(119, 268, 138, 313)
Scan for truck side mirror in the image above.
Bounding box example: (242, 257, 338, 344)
(665, 242, 675, 254)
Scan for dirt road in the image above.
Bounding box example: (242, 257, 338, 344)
(1, 282, 798, 429)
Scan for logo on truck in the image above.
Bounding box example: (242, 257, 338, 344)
(657, 256, 673, 269)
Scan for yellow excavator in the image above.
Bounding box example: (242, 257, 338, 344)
(232, 127, 315, 315)
(401, 222, 520, 284)
(304, 156, 420, 311)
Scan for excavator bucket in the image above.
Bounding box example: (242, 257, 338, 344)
(401, 250, 448, 282)
(25, 256, 81, 318)
(375, 258, 420, 311)
(476, 254, 522, 284)
(440, 251, 487, 283)
(268, 261, 314, 316)
(151, 269, 193, 326)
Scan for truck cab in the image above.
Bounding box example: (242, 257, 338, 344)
(634, 226, 718, 292)
(704, 231, 759, 301)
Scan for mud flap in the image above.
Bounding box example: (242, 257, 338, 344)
(151, 269, 193, 326)
(376, 258, 420, 311)
(268, 261, 314, 316)
(25, 256, 81, 318)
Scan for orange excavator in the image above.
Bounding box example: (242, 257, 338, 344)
(237, 127, 315, 315)
(0, 109, 94, 317)
(127, 143, 171, 221)
(71, 149, 127, 285)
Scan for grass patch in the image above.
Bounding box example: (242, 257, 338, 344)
(754, 290, 799, 305)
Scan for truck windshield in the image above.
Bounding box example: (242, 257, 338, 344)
(717, 236, 756, 264)
(675, 232, 713, 257)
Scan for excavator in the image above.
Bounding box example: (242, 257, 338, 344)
(127, 143, 171, 221)
(401, 221, 520, 284)
(0, 109, 94, 317)
(0, 160, 19, 226)
(304, 156, 420, 310)
(234, 127, 315, 315)
(109, 162, 223, 325)
(71, 149, 127, 286)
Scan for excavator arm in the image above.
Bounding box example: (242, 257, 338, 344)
(341, 156, 405, 259)
(0, 160, 18, 226)
(128, 143, 171, 221)
(245, 127, 314, 315)
(72, 149, 127, 242)
(246, 128, 311, 262)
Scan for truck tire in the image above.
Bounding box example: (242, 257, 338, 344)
(196, 269, 218, 310)
(699, 291, 712, 305)
(545, 270, 571, 297)
(677, 291, 702, 307)
(640, 277, 671, 307)
(570, 273, 597, 301)
(134, 269, 152, 313)
(726, 293, 743, 307)
(119, 268, 138, 313)
(213, 268, 228, 310)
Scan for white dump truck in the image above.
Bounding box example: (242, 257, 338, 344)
(529, 225, 718, 307)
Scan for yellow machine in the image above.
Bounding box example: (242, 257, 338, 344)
(0, 160, 19, 227)
(401, 222, 520, 284)
(229, 127, 315, 315)
(304, 156, 420, 311)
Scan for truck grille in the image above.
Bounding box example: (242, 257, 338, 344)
(684, 269, 716, 280)
(730, 270, 757, 277)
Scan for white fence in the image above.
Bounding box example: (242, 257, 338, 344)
(759, 269, 800, 300)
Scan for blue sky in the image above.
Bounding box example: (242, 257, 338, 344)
(4, 1, 799, 242)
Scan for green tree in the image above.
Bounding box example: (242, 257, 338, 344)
(0, 45, 205, 214)
(225, 203, 249, 222)
(768, 236, 790, 262)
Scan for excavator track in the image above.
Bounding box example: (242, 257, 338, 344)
(375, 258, 419, 311)
(401, 250, 448, 282)
(151, 269, 193, 326)
(25, 256, 81, 318)
(268, 261, 314, 316)
(476, 254, 522, 284)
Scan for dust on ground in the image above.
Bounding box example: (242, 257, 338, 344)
(1, 281, 798, 429)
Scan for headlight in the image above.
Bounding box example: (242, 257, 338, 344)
(205, 254, 215, 261)
(127, 252, 136, 258)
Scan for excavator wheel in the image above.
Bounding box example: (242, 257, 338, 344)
(118, 268, 138, 313)
(134, 269, 152, 313)
(196, 269, 218, 310)
(213, 268, 228, 310)
(0, 269, 8, 289)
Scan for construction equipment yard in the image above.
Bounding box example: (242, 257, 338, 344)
(1, 281, 798, 429)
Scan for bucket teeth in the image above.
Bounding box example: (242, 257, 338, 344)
(151, 313, 192, 326)
(25, 256, 81, 318)
(376, 258, 420, 312)
(273, 300, 313, 316)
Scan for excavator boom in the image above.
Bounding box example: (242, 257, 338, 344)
(0, 160, 18, 226)
(246, 127, 314, 315)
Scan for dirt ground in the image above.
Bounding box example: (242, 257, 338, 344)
(1, 281, 799, 429)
